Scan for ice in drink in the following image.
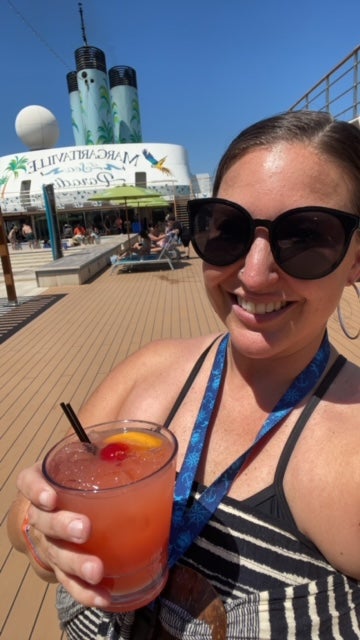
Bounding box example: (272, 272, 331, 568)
(43, 420, 178, 611)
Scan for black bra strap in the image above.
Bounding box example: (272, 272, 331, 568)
(163, 335, 223, 429)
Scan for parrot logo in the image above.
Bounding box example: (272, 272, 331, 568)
(142, 149, 172, 174)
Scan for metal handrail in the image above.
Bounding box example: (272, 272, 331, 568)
(289, 45, 360, 121)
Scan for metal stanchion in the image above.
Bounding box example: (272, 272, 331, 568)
(0, 209, 18, 306)
(42, 184, 63, 261)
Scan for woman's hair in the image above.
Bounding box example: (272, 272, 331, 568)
(213, 110, 360, 213)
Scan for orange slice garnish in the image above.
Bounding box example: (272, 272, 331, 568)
(104, 431, 162, 449)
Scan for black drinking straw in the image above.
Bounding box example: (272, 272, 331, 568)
(60, 402, 96, 451)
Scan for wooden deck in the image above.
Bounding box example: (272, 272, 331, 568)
(1, 257, 359, 640)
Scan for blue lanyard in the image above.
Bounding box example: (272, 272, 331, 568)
(169, 332, 330, 567)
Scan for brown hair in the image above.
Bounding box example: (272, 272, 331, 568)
(213, 110, 360, 214)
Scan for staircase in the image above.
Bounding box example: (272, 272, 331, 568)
(174, 197, 190, 227)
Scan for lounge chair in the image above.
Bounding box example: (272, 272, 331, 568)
(110, 237, 178, 273)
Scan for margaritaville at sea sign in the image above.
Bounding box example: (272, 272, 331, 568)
(0, 142, 192, 214)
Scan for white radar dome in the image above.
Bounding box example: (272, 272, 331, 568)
(15, 105, 60, 150)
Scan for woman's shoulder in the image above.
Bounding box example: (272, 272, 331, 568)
(130, 333, 224, 370)
(333, 357, 360, 401)
(319, 356, 360, 440)
(98, 334, 224, 390)
(79, 334, 224, 424)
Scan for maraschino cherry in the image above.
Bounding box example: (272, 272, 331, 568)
(100, 442, 130, 461)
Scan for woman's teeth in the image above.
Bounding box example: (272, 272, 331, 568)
(237, 298, 287, 314)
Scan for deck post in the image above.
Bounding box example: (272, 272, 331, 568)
(0, 210, 18, 305)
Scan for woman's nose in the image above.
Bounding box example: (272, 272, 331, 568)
(238, 234, 279, 287)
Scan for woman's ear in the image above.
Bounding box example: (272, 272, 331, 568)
(348, 236, 360, 283)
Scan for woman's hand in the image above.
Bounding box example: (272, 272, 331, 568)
(11, 463, 112, 609)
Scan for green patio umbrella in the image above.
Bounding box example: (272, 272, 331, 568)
(133, 197, 169, 208)
(88, 185, 163, 202)
(88, 185, 163, 240)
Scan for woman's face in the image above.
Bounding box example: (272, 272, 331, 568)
(204, 142, 360, 362)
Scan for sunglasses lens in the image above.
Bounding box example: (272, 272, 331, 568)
(274, 210, 349, 278)
(190, 200, 252, 266)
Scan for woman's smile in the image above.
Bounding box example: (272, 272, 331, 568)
(235, 295, 288, 315)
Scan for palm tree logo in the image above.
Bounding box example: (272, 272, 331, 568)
(97, 119, 114, 144)
(0, 155, 28, 197)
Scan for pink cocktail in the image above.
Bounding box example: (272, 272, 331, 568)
(42, 420, 178, 611)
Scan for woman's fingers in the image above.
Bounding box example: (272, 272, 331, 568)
(18, 462, 92, 544)
(17, 462, 57, 511)
(56, 567, 112, 609)
(46, 539, 104, 585)
(28, 507, 91, 543)
(51, 554, 111, 609)
(45, 536, 111, 608)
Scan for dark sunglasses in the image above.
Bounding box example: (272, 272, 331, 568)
(188, 198, 360, 280)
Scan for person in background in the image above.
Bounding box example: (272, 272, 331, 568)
(22, 222, 35, 248)
(114, 216, 123, 234)
(148, 224, 168, 252)
(103, 216, 112, 235)
(117, 229, 152, 258)
(92, 227, 101, 244)
(166, 215, 182, 244)
(180, 224, 191, 258)
(62, 224, 73, 239)
(72, 224, 86, 245)
(131, 229, 152, 255)
(162, 219, 182, 259)
(7, 111, 360, 638)
(8, 224, 20, 249)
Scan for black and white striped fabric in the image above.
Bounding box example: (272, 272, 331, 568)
(57, 490, 360, 639)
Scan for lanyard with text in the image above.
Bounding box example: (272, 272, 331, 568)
(169, 332, 330, 567)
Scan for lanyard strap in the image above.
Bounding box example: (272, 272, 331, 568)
(169, 333, 330, 566)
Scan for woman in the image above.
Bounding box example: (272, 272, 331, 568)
(131, 229, 152, 255)
(146, 224, 164, 249)
(7, 111, 360, 638)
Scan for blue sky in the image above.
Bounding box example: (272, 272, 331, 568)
(2, 0, 360, 176)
